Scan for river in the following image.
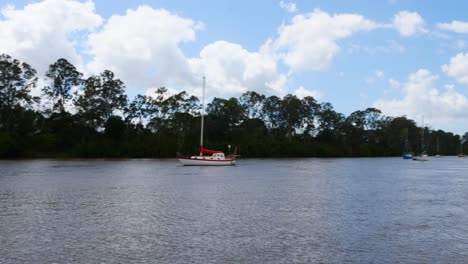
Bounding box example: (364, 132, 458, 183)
(1, 158, 468, 263)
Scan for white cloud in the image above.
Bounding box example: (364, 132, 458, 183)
(376, 70, 384, 78)
(271, 9, 377, 72)
(366, 70, 385, 84)
(374, 69, 468, 134)
(442, 53, 468, 84)
(189, 41, 287, 98)
(279, 1, 297, 13)
(293, 86, 323, 99)
(392, 11, 426, 37)
(348, 40, 406, 55)
(388, 78, 401, 89)
(87, 6, 201, 90)
(0, 0, 102, 74)
(86, 5, 286, 99)
(437, 20, 468, 34)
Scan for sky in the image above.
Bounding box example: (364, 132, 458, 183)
(1, 0, 468, 134)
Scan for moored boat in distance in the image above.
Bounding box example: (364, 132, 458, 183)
(403, 152, 413, 159)
(177, 77, 237, 166)
(178, 151, 236, 166)
(402, 129, 413, 159)
(457, 139, 466, 157)
(413, 153, 429, 161)
(413, 117, 429, 161)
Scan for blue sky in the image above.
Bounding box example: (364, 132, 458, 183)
(1, 0, 468, 134)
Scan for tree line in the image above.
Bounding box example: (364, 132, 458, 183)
(0, 54, 467, 158)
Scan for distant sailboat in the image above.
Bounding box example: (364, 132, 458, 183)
(177, 77, 236, 166)
(435, 136, 441, 158)
(458, 139, 466, 158)
(402, 129, 413, 159)
(413, 117, 428, 161)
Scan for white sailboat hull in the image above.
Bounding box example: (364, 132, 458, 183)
(413, 154, 429, 161)
(178, 157, 236, 166)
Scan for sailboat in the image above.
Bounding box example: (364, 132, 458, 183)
(435, 136, 441, 158)
(402, 129, 413, 159)
(178, 77, 236, 166)
(457, 139, 466, 157)
(413, 117, 428, 161)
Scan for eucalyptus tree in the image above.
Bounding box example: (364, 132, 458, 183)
(206, 97, 245, 128)
(125, 94, 151, 125)
(239, 91, 265, 120)
(279, 94, 304, 141)
(316, 102, 345, 142)
(262, 95, 282, 132)
(43, 58, 83, 113)
(0, 54, 38, 131)
(145, 88, 200, 130)
(301, 96, 320, 139)
(75, 70, 128, 129)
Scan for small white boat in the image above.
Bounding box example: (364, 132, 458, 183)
(413, 153, 429, 161)
(177, 77, 237, 166)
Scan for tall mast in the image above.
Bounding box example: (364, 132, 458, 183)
(461, 139, 463, 154)
(199, 76, 205, 156)
(421, 116, 424, 153)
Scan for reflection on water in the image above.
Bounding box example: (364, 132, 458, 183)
(1, 158, 468, 263)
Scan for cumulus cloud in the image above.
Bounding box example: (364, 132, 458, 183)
(271, 9, 377, 72)
(279, 1, 297, 13)
(87, 6, 286, 99)
(0, 0, 102, 74)
(388, 78, 401, 89)
(366, 70, 385, 84)
(392, 11, 426, 36)
(348, 40, 406, 55)
(442, 53, 468, 84)
(188, 41, 287, 98)
(293, 86, 323, 99)
(437, 20, 468, 34)
(87, 6, 201, 90)
(374, 69, 468, 134)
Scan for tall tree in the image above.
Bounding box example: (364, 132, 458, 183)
(240, 91, 265, 120)
(0, 54, 38, 131)
(43, 58, 83, 113)
(125, 95, 151, 125)
(75, 70, 127, 129)
(207, 97, 245, 129)
(262, 95, 282, 132)
(301, 96, 320, 139)
(279, 94, 304, 141)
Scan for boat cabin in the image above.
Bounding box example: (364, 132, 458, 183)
(212, 152, 226, 159)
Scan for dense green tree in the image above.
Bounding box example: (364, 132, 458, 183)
(125, 95, 151, 125)
(43, 58, 82, 113)
(240, 91, 265, 119)
(207, 97, 245, 128)
(301, 96, 320, 138)
(279, 94, 304, 141)
(262, 95, 282, 132)
(0, 54, 38, 132)
(316, 102, 344, 142)
(75, 70, 127, 129)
